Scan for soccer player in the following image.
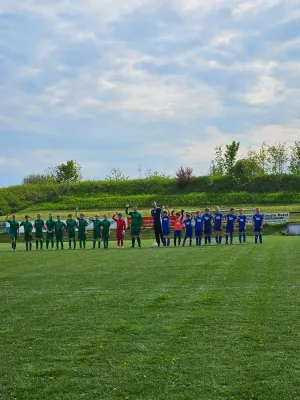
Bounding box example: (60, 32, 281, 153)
(20, 215, 33, 251)
(66, 214, 78, 249)
(225, 208, 237, 245)
(6, 215, 20, 251)
(112, 212, 127, 248)
(213, 207, 224, 245)
(151, 201, 163, 246)
(194, 210, 203, 246)
(161, 208, 171, 247)
(182, 213, 193, 246)
(101, 214, 111, 249)
(253, 208, 264, 244)
(171, 209, 184, 246)
(202, 208, 213, 245)
(125, 203, 143, 248)
(237, 209, 247, 244)
(45, 214, 55, 250)
(54, 216, 66, 250)
(34, 214, 45, 250)
(89, 214, 102, 249)
(76, 210, 89, 249)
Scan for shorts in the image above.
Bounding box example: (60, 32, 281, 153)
(131, 226, 141, 236)
(35, 232, 44, 239)
(46, 231, 54, 240)
(239, 228, 246, 233)
(78, 231, 86, 240)
(162, 229, 170, 236)
(184, 232, 193, 239)
(214, 227, 223, 232)
(226, 228, 234, 234)
(195, 229, 203, 237)
(10, 233, 18, 241)
(174, 230, 182, 238)
(24, 233, 32, 242)
(204, 228, 212, 236)
(68, 229, 76, 239)
(93, 231, 101, 240)
(55, 233, 63, 241)
(254, 227, 263, 233)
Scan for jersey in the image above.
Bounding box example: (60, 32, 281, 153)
(203, 214, 213, 233)
(194, 216, 203, 234)
(66, 219, 77, 232)
(20, 221, 33, 234)
(112, 217, 126, 232)
(253, 214, 264, 231)
(102, 220, 111, 237)
(151, 207, 162, 226)
(126, 209, 143, 227)
(34, 219, 44, 236)
(77, 218, 88, 232)
(173, 216, 183, 231)
(237, 215, 247, 232)
(7, 220, 20, 239)
(214, 213, 223, 231)
(161, 216, 170, 235)
(54, 221, 66, 234)
(46, 219, 55, 232)
(183, 218, 193, 237)
(92, 220, 102, 236)
(226, 214, 237, 232)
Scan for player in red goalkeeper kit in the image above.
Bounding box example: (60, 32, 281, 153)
(112, 213, 127, 248)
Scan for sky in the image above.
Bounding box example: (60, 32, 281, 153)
(1, 0, 300, 186)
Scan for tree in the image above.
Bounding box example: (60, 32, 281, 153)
(209, 146, 225, 177)
(288, 141, 300, 174)
(144, 169, 170, 179)
(22, 173, 52, 185)
(232, 158, 263, 184)
(224, 141, 240, 175)
(175, 167, 195, 184)
(267, 143, 288, 175)
(105, 167, 129, 181)
(46, 160, 82, 183)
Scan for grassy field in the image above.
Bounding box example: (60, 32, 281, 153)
(1, 237, 300, 400)
(2, 203, 300, 219)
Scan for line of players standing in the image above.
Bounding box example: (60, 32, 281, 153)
(151, 202, 265, 247)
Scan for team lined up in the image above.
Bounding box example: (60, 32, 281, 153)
(5, 210, 126, 251)
(151, 202, 264, 247)
(4, 203, 264, 251)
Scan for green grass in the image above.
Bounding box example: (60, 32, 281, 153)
(1, 238, 300, 400)
(3, 203, 300, 220)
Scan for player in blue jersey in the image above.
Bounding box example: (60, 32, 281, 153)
(202, 208, 213, 245)
(237, 209, 247, 244)
(161, 208, 171, 247)
(213, 207, 224, 245)
(253, 208, 264, 244)
(194, 210, 203, 246)
(225, 208, 237, 245)
(182, 213, 193, 246)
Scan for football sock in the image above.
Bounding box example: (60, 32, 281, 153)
(243, 234, 246, 243)
(46, 240, 49, 249)
(259, 234, 263, 243)
(40, 240, 43, 249)
(239, 234, 242, 243)
(132, 238, 136, 248)
(137, 237, 141, 247)
(36, 240, 39, 249)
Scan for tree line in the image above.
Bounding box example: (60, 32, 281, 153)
(22, 141, 300, 186)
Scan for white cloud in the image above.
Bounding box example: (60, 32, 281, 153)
(241, 75, 287, 106)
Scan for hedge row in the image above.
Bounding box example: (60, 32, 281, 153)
(1, 175, 300, 215)
(16, 191, 300, 212)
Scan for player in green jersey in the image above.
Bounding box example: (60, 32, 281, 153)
(89, 214, 102, 249)
(101, 214, 111, 249)
(34, 214, 45, 250)
(20, 215, 33, 251)
(66, 214, 78, 249)
(76, 210, 89, 249)
(125, 203, 143, 248)
(6, 215, 20, 251)
(54, 216, 66, 250)
(45, 214, 55, 250)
